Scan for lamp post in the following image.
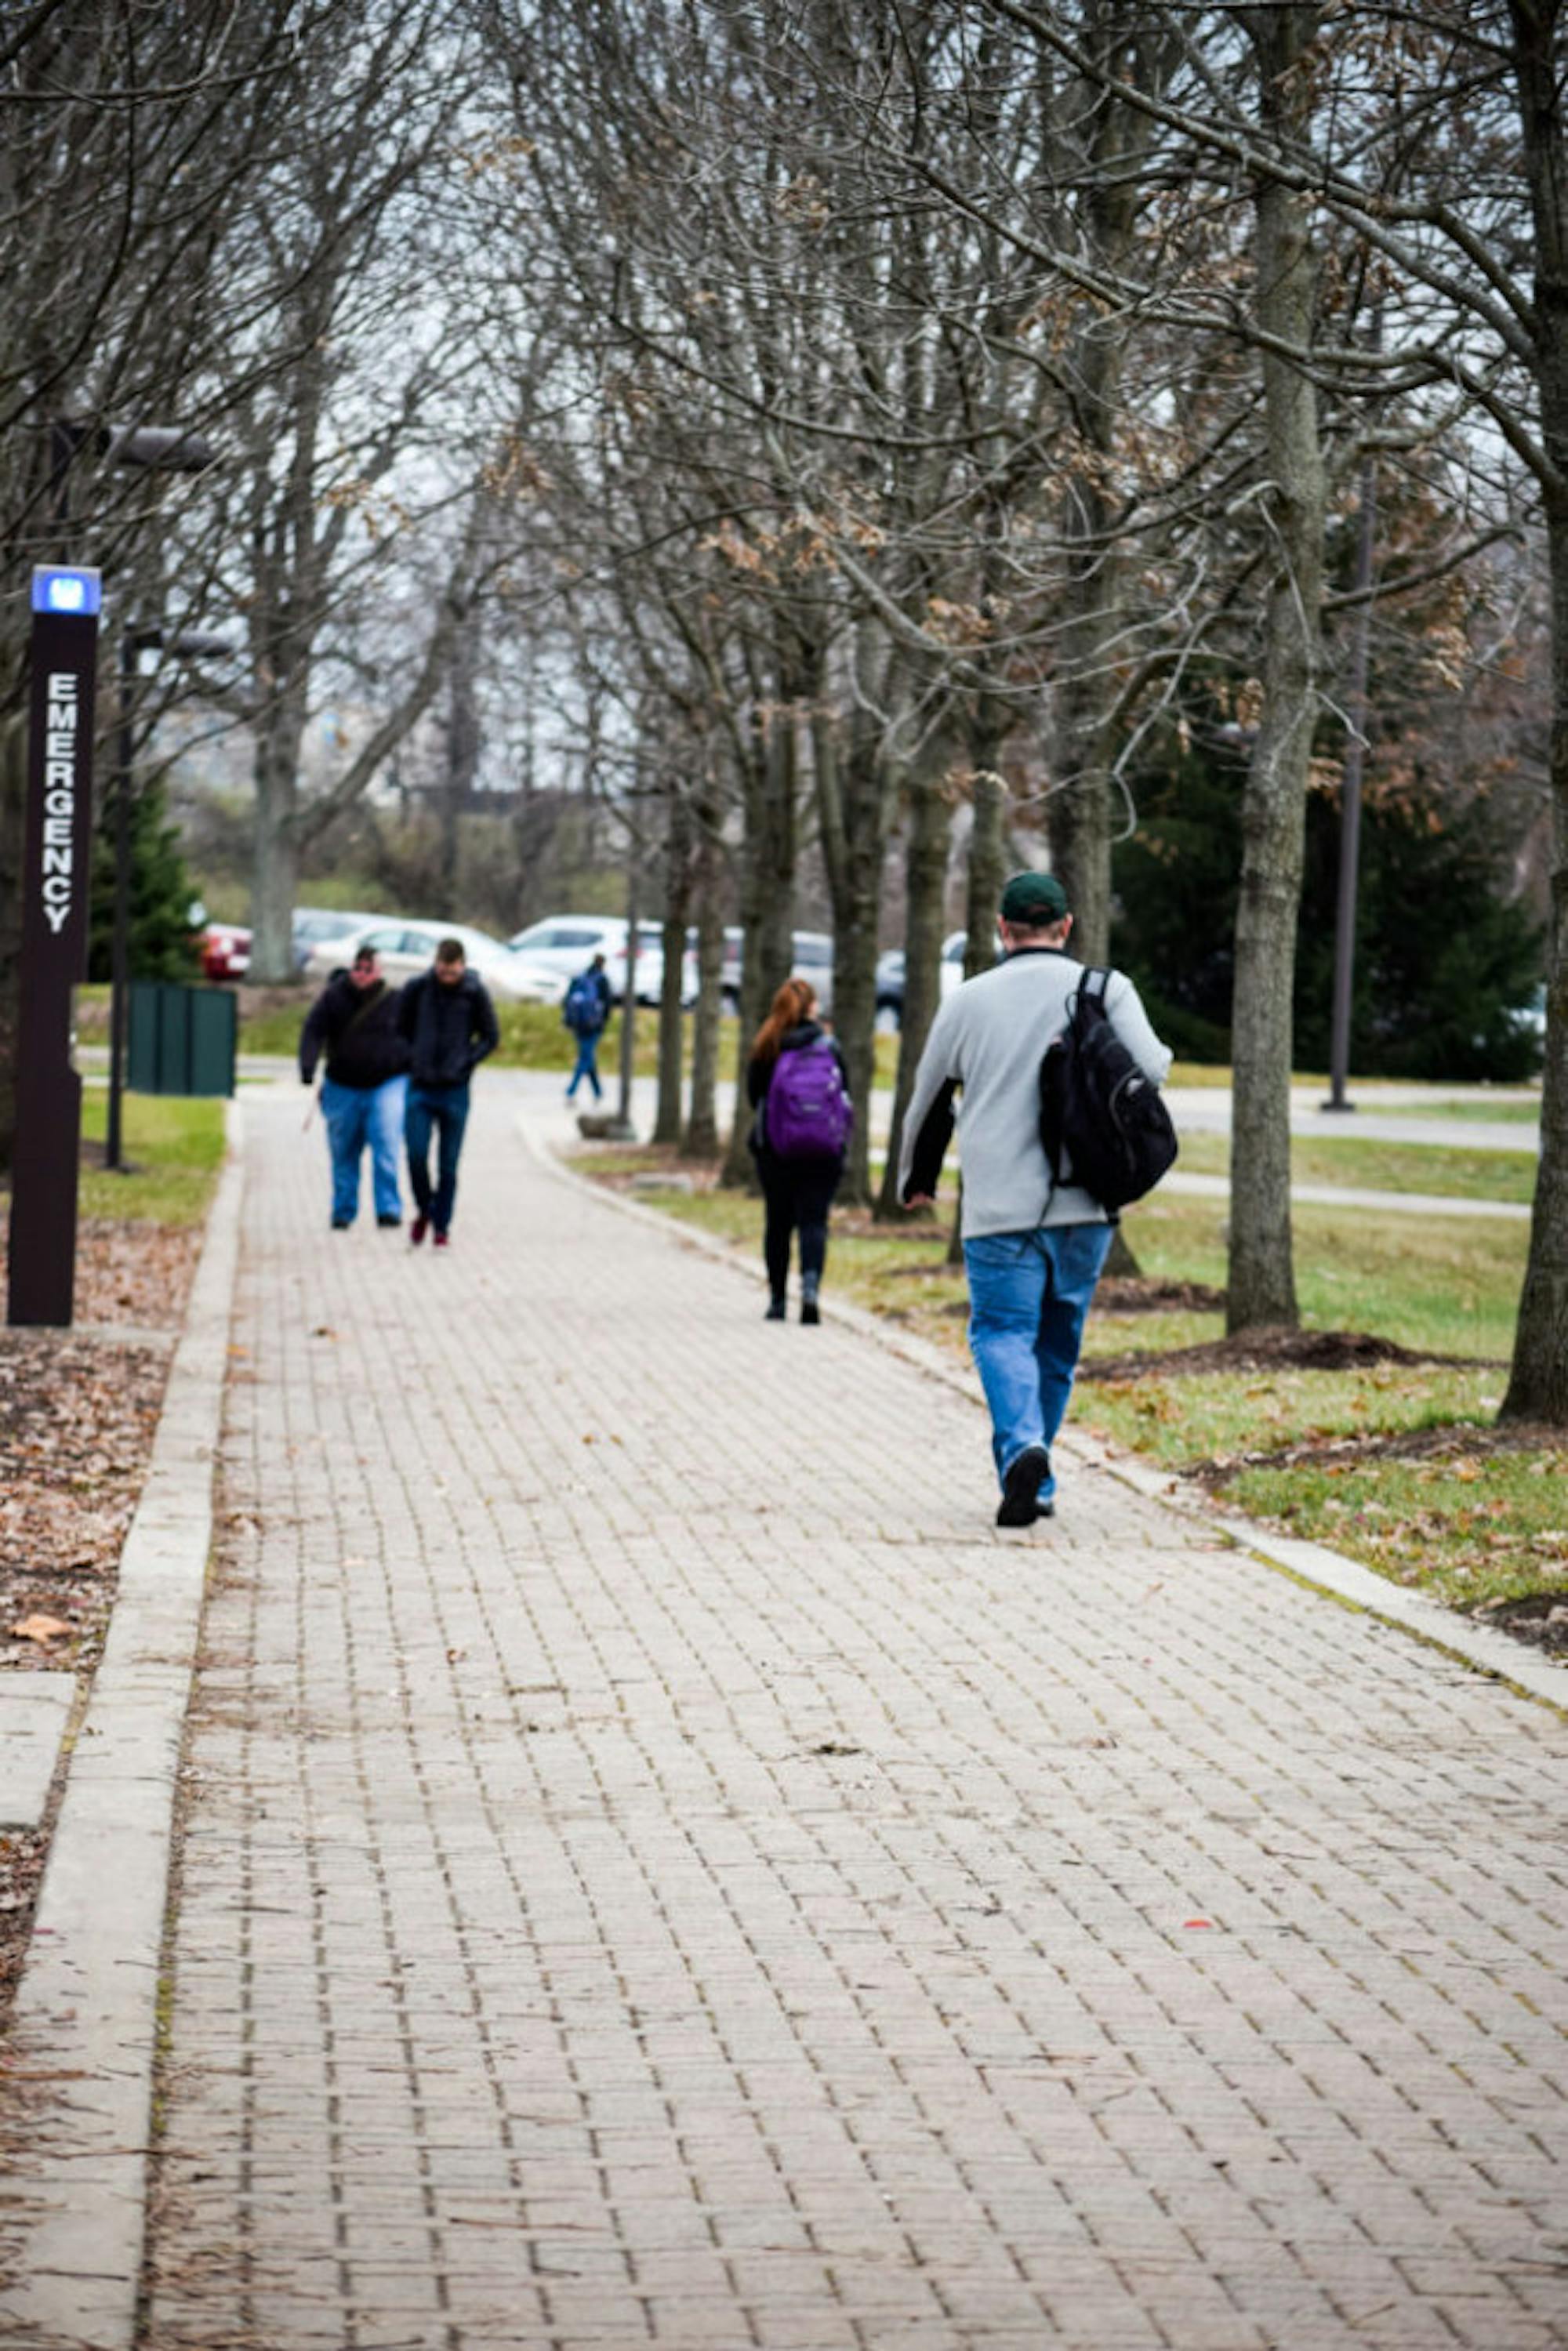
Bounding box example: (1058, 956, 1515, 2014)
(107, 626, 231, 1172)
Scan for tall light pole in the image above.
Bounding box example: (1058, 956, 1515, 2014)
(107, 626, 231, 1172)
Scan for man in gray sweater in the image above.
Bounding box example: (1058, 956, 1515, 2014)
(898, 871, 1172, 1527)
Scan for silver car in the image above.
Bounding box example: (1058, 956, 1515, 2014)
(303, 919, 558, 1003)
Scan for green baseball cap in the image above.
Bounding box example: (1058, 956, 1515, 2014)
(1000, 870, 1069, 924)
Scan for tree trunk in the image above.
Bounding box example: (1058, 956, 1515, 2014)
(877, 765, 950, 1217)
(439, 629, 481, 898)
(1226, 5, 1325, 1335)
(654, 785, 692, 1145)
(1500, 4, 1568, 1421)
(815, 723, 893, 1210)
(681, 800, 725, 1159)
(1501, 510, 1568, 1418)
(720, 689, 799, 1187)
(946, 757, 1011, 1264)
(249, 685, 308, 985)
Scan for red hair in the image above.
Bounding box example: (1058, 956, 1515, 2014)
(751, 976, 816, 1065)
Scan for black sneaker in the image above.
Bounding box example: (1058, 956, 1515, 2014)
(765, 1297, 786, 1321)
(996, 1446, 1051, 1528)
(377, 1214, 401, 1228)
(800, 1298, 821, 1326)
(331, 1217, 351, 1231)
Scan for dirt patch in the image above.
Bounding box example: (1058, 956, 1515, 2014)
(1082, 1325, 1498, 1384)
(1474, 1591, 1568, 1659)
(1094, 1278, 1227, 1316)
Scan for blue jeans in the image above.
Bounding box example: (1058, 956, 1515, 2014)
(321, 1076, 406, 1224)
(963, 1224, 1114, 1504)
(405, 1083, 470, 1234)
(566, 1032, 603, 1098)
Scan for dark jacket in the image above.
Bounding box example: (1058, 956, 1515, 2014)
(746, 1021, 851, 1157)
(397, 966, 500, 1089)
(299, 974, 409, 1090)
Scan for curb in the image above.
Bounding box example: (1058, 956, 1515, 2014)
(525, 1111, 1566, 1719)
(0, 1101, 246, 2351)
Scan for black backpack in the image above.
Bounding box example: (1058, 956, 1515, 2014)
(1038, 967, 1178, 1214)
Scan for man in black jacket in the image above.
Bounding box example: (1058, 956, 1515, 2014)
(397, 938, 499, 1249)
(299, 944, 411, 1230)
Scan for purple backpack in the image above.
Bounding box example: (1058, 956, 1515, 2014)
(765, 1038, 853, 1159)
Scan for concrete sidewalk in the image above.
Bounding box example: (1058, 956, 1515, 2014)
(116, 1089, 1568, 2346)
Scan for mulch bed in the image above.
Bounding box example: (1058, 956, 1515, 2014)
(1081, 1325, 1500, 1384)
(1475, 1591, 1568, 1658)
(0, 1217, 199, 2026)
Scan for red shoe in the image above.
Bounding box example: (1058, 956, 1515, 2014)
(410, 1216, 429, 1246)
(433, 1229, 450, 1250)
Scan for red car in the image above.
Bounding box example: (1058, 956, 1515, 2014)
(199, 923, 252, 982)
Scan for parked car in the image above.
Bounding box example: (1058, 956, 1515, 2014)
(873, 931, 996, 1028)
(303, 919, 557, 1003)
(292, 906, 379, 972)
(507, 914, 696, 1007)
(712, 927, 835, 1018)
(199, 922, 252, 982)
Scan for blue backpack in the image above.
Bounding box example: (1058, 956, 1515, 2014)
(765, 1038, 853, 1159)
(563, 972, 604, 1034)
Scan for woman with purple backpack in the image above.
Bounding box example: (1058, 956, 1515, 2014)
(747, 977, 854, 1325)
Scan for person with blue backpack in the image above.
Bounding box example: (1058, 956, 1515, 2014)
(562, 952, 614, 1101)
(747, 976, 853, 1325)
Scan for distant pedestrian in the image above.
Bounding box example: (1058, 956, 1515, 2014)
(397, 938, 499, 1250)
(562, 952, 613, 1101)
(898, 871, 1172, 1526)
(748, 977, 853, 1326)
(299, 945, 409, 1231)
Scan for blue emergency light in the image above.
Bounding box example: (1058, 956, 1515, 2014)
(31, 566, 103, 618)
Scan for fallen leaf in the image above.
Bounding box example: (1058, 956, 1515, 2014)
(12, 1614, 71, 1645)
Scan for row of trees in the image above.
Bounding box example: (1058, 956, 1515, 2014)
(2, 1, 1563, 1421)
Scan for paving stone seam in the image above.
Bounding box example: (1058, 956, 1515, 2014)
(522, 1108, 1568, 1722)
(0, 1101, 247, 2351)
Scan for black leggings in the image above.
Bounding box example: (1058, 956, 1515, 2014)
(760, 1156, 841, 1298)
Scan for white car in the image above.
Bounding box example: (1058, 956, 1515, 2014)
(303, 920, 558, 1003)
(292, 905, 379, 971)
(507, 914, 696, 1007)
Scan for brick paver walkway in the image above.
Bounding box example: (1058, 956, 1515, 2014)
(143, 1085, 1568, 2350)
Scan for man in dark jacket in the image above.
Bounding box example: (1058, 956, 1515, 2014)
(299, 943, 410, 1230)
(396, 937, 499, 1249)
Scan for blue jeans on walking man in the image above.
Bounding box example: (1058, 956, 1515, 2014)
(565, 1030, 604, 1099)
(405, 1082, 470, 1236)
(322, 1076, 407, 1225)
(963, 1224, 1115, 1507)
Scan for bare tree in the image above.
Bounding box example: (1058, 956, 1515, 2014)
(0, 0, 319, 1162)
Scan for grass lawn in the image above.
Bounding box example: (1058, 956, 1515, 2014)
(77, 1091, 227, 1225)
(1374, 1096, 1541, 1122)
(1171, 1130, 1538, 1204)
(568, 1139, 1564, 1633)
